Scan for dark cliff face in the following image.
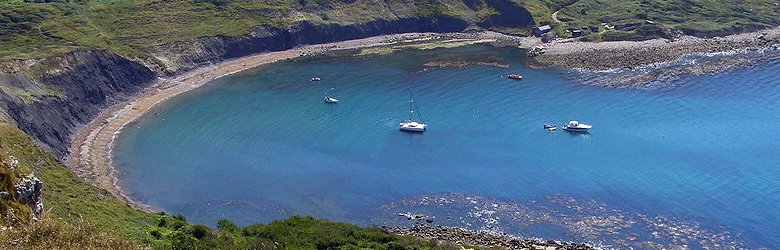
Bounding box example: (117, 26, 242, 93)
(1, 2, 534, 159)
(153, 16, 474, 74)
(1, 50, 157, 157)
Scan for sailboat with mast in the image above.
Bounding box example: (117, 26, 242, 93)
(323, 83, 338, 103)
(399, 90, 427, 132)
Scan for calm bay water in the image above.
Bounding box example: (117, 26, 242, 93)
(114, 45, 780, 248)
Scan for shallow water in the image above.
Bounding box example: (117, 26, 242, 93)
(115, 45, 780, 249)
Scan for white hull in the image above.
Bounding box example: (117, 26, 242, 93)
(399, 121, 426, 132)
(563, 120, 591, 132)
(324, 97, 338, 103)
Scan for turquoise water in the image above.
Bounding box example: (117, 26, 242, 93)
(115, 45, 780, 248)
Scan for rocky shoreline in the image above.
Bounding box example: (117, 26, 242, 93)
(528, 27, 780, 87)
(385, 226, 594, 250)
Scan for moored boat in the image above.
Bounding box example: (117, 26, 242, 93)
(323, 96, 338, 103)
(399, 120, 427, 132)
(399, 90, 427, 132)
(544, 124, 557, 131)
(507, 74, 523, 80)
(323, 84, 338, 103)
(562, 120, 592, 132)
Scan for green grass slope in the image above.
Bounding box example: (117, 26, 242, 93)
(510, 0, 779, 40)
(3, 0, 776, 61)
(541, 0, 779, 40)
(0, 123, 467, 249)
(0, 0, 502, 61)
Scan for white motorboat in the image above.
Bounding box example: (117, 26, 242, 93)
(399, 90, 427, 132)
(544, 124, 557, 131)
(323, 96, 338, 103)
(563, 120, 592, 132)
(311, 77, 321, 81)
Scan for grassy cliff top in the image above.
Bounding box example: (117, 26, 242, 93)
(0, 0, 501, 61)
(514, 0, 779, 40)
(3, 0, 778, 61)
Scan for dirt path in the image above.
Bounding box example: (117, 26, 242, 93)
(552, 10, 563, 23)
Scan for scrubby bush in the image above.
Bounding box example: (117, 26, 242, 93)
(188, 224, 212, 239)
(217, 218, 238, 232)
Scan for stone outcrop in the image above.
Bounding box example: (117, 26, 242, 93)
(12, 176, 43, 221)
(0, 155, 43, 223)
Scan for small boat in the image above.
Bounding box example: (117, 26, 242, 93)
(323, 96, 338, 103)
(563, 120, 592, 132)
(507, 74, 523, 80)
(399, 120, 427, 132)
(544, 124, 557, 131)
(311, 77, 321, 81)
(399, 90, 427, 132)
(323, 84, 338, 103)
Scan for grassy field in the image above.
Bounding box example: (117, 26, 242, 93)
(0, 0, 295, 60)
(0, 0, 503, 61)
(547, 0, 779, 40)
(2, 0, 777, 60)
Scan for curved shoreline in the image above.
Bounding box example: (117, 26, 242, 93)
(66, 32, 534, 210)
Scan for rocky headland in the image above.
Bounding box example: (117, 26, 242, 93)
(527, 27, 780, 87)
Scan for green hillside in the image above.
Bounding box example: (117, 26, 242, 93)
(2, 0, 778, 61)
(513, 0, 779, 40)
(0, 0, 501, 61)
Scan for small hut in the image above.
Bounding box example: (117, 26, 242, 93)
(533, 25, 552, 37)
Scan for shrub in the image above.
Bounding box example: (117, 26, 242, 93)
(188, 224, 212, 239)
(217, 218, 238, 232)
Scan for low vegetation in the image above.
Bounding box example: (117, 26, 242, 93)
(539, 0, 779, 40)
(0, 0, 502, 61)
(1, 0, 776, 60)
(0, 216, 141, 250)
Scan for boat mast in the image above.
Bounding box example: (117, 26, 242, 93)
(408, 90, 414, 121)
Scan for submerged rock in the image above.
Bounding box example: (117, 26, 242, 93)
(385, 225, 594, 250)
